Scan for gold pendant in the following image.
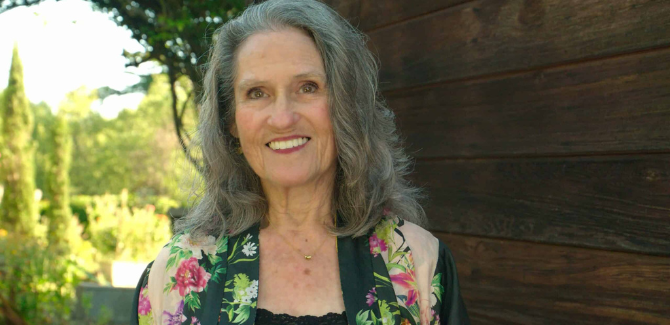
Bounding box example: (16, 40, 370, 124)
(304, 255, 312, 260)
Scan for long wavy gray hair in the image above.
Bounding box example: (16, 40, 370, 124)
(176, 0, 426, 239)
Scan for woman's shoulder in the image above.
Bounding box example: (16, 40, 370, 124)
(371, 212, 460, 273)
(372, 213, 439, 251)
(149, 231, 229, 280)
(134, 232, 229, 324)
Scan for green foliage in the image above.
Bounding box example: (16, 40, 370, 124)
(32, 101, 56, 196)
(46, 110, 73, 247)
(1, 0, 248, 172)
(0, 225, 91, 324)
(0, 46, 198, 324)
(0, 87, 4, 162)
(85, 189, 173, 262)
(0, 45, 38, 235)
(62, 76, 196, 205)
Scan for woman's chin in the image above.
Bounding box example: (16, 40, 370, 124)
(263, 171, 322, 189)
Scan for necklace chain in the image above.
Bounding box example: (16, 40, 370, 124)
(275, 231, 331, 260)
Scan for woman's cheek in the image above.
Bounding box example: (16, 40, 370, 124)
(235, 109, 259, 143)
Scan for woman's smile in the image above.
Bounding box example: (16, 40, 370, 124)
(266, 136, 311, 154)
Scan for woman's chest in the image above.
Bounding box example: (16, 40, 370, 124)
(256, 243, 345, 315)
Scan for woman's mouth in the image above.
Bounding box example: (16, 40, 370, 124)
(266, 137, 310, 153)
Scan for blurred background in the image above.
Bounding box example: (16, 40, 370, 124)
(0, 0, 669, 324)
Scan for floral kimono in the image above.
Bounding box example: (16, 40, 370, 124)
(131, 213, 469, 325)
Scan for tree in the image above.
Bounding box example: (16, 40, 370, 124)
(31, 101, 55, 195)
(0, 0, 249, 173)
(0, 45, 37, 235)
(60, 76, 195, 202)
(46, 110, 72, 247)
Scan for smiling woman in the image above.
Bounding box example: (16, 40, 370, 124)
(231, 28, 337, 190)
(131, 1, 469, 325)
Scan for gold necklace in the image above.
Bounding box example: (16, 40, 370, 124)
(275, 231, 332, 260)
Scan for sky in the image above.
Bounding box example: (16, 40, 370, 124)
(0, 0, 160, 118)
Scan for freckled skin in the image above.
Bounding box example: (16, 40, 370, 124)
(258, 229, 343, 316)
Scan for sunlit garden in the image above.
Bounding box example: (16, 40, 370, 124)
(0, 0, 244, 323)
(0, 47, 200, 323)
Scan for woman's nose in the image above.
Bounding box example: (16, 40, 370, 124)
(267, 95, 299, 129)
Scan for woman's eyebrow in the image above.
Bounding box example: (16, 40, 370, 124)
(236, 72, 326, 91)
(292, 72, 326, 81)
(237, 78, 265, 91)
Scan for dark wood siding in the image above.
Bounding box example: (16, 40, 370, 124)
(326, 0, 670, 323)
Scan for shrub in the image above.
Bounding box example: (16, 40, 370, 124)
(0, 228, 89, 324)
(86, 190, 172, 262)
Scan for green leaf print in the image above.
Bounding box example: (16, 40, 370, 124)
(210, 265, 227, 284)
(163, 276, 176, 294)
(233, 274, 251, 295)
(138, 313, 152, 325)
(373, 272, 392, 287)
(208, 253, 222, 265)
(385, 262, 407, 273)
(223, 305, 235, 321)
(185, 291, 201, 312)
(232, 304, 251, 323)
(379, 300, 401, 325)
(356, 310, 373, 325)
(432, 273, 444, 303)
(216, 236, 228, 254)
(388, 249, 408, 263)
(165, 254, 178, 271)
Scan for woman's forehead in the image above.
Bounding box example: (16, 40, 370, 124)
(234, 28, 325, 84)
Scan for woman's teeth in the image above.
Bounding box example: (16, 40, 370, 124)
(268, 137, 309, 150)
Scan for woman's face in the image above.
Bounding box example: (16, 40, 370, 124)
(232, 27, 337, 189)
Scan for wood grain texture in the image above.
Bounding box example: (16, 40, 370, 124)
(358, 0, 470, 32)
(414, 155, 670, 255)
(388, 48, 670, 158)
(368, 0, 670, 91)
(321, 0, 360, 26)
(436, 233, 670, 325)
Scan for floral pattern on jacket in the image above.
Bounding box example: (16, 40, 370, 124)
(131, 212, 469, 325)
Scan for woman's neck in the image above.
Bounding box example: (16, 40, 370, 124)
(261, 174, 336, 234)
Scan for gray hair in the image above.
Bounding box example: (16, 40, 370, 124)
(176, 0, 426, 239)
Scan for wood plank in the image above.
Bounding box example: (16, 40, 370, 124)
(321, 0, 360, 26)
(388, 48, 670, 158)
(368, 0, 670, 91)
(436, 233, 670, 325)
(358, 0, 470, 32)
(413, 155, 670, 256)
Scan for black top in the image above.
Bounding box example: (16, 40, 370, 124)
(255, 308, 348, 325)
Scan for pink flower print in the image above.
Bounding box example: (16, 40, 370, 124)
(366, 287, 377, 306)
(191, 316, 201, 325)
(163, 300, 186, 325)
(137, 287, 151, 315)
(406, 288, 418, 306)
(369, 234, 388, 257)
(390, 268, 420, 306)
(174, 257, 212, 296)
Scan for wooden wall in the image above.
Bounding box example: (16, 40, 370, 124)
(323, 0, 670, 324)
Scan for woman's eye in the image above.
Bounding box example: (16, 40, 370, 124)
(300, 83, 318, 94)
(248, 88, 265, 99)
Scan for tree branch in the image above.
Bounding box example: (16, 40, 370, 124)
(169, 72, 202, 173)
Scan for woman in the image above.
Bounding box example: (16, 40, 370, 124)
(131, 0, 469, 324)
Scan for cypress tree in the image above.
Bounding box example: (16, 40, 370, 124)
(46, 110, 72, 246)
(0, 45, 37, 235)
